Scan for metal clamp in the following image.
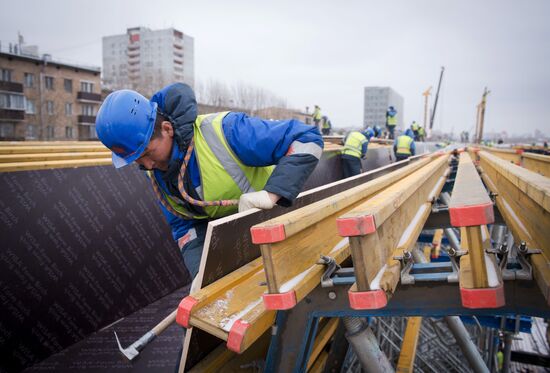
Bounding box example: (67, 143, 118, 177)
(500, 242, 541, 281)
(318, 255, 341, 288)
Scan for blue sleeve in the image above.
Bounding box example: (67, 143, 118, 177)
(361, 141, 368, 158)
(410, 141, 416, 155)
(223, 112, 323, 205)
(158, 201, 195, 243)
(393, 139, 398, 154)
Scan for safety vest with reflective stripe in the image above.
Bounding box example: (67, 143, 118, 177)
(387, 113, 397, 126)
(418, 127, 425, 136)
(313, 108, 322, 121)
(396, 135, 413, 155)
(342, 131, 368, 158)
(153, 112, 274, 219)
(411, 123, 419, 131)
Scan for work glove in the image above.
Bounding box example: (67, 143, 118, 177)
(238, 190, 275, 212)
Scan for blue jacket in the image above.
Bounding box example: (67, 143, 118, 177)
(149, 83, 323, 244)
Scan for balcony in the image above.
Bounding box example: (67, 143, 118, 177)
(77, 91, 102, 102)
(0, 81, 24, 93)
(78, 115, 96, 124)
(0, 109, 25, 121)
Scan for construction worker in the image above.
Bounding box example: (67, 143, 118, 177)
(341, 128, 374, 178)
(386, 106, 398, 139)
(373, 125, 382, 138)
(411, 121, 419, 140)
(321, 115, 332, 135)
(95, 83, 323, 279)
(418, 126, 426, 142)
(393, 128, 416, 161)
(312, 105, 322, 131)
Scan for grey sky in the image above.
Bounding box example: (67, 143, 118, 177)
(1, 0, 549, 136)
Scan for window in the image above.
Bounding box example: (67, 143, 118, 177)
(45, 126, 55, 139)
(80, 81, 94, 93)
(26, 100, 35, 114)
(46, 101, 54, 115)
(90, 125, 98, 139)
(45, 76, 54, 90)
(0, 93, 25, 110)
(65, 103, 72, 116)
(65, 126, 73, 139)
(0, 123, 15, 138)
(64, 79, 73, 93)
(81, 104, 94, 116)
(26, 124, 37, 139)
(24, 73, 34, 88)
(1, 69, 12, 82)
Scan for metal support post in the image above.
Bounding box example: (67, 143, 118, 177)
(444, 316, 490, 373)
(502, 332, 513, 373)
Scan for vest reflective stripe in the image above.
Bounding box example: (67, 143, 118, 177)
(198, 112, 254, 194)
(387, 114, 397, 126)
(396, 135, 413, 155)
(195, 112, 274, 218)
(342, 131, 367, 158)
(286, 140, 323, 159)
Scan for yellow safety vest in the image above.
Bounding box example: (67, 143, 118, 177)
(396, 135, 413, 155)
(150, 112, 274, 219)
(313, 108, 322, 121)
(342, 131, 368, 158)
(418, 127, 425, 136)
(411, 123, 419, 131)
(387, 114, 397, 126)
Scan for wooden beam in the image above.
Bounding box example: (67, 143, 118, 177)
(0, 151, 111, 163)
(396, 316, 423, 373)
(306, 318, 339, 371)
(522, 152, 550, 178)
(479, 146, 521, 165)
(0, 158, 112, 172)
(338, 155, 449, 294)
(0, 144, 109, 154)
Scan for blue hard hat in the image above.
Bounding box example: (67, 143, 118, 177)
(363, 128, 375, 140)
(405, 128, 414, 137)
(96, 90, 158, 168)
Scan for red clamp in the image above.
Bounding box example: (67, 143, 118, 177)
(250, 224, 286, 244)
(449, 202, 494, 227)
(336, 215, 376, 237)
(227, 319, 250, 353)
(176, 296, 198, 328)
(348, 289, 387, 310)
(460, 285, 505, 309)
(262, 290, 297, 310)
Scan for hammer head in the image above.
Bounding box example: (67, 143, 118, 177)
(114, 331, 139, 360)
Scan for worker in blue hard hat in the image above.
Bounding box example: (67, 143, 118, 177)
(341, 128, 374, 178)
(386, 106, 398, 139)
(373, 125, 382, 138)
(393, 128, 416, 162)
(96, 83, 323, 278)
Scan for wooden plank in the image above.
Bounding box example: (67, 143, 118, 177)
(0, 144, 109, 154)
(306, 318, 339, 371)
(0, 158, 112, 172)
(308, 351, 329, 373)
(480, 146, 521, 165)
(339, 155, 449, 292)
(0, 151, 111, 163)
(396, 316, 423, 373)
(0, 140, 102, 146)
(522, 152, 550, 178)
(180, 154, 426, 370)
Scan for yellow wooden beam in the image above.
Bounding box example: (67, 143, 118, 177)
(396, 316, 423, 373)
(306, 318, 339, 371)
(0, 151, 111, 163)
(522, 152, 550, 178)
(0, 158, 112, 172)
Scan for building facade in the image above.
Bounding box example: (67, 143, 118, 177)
(363, 87, 404, 131)
(103, 27, 194, 98)
(0, 48, 102, 141)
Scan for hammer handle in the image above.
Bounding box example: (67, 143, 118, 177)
(152, 309, 177, 336)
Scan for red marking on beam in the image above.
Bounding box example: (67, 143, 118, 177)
(263, 291, 297, 310)
(250, 224, 286, 244)
(336, 215, 376, 237)
(460, 285, 505, 309)
(449, 202, 494, 227)
(176, 296, 198, 328)
(348, 289, 387, 310)
(227, 319, 250, 353)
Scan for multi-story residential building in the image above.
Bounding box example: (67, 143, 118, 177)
(0, 44, 102, 140)
(103, 27, 194, 98)
(363, 87, 404, 131)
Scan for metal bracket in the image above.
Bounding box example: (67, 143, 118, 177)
(319, 255, 342, 288)
(499, 242, 541, 281)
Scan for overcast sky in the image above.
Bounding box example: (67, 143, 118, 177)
(1, 0, 549, 136)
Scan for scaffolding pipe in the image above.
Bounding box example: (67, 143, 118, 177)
(413, 247, 429, 264)
(444, 316, 489, 373)
(343, 317, 395, 373)
(502, 332, 513, 373)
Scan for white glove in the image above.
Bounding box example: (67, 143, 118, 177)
(238, 190, 276, 212)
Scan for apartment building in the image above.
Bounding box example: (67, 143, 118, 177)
(103, 27, 194, 97)
(363, 87, 404, 130)
(0, 46, 102, 141)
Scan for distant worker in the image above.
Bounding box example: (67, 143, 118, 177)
(95, 83, 323, 279)
(341, 128, 374, 178)
(321, 115, 332, 135)
(393, 129, 416, 161)
(313, 105, 322, 131)
(417, 126, 425, 142)
(386, 106, 398, 139)
(411, 121, 420, 140)
(373, 125, 383, 138)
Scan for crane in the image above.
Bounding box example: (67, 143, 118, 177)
(429, 66, 445, 133)
(422, 86, 432, 138)
(475, 87, 490, 144)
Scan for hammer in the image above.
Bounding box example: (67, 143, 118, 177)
(114, 309, 177, 360)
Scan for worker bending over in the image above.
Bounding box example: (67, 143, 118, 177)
(386, 106, 398, 139)
(341, 128, 374, 178)
(321, 115, 332, 135)
(95, 83, 323, 278)
(393, 129, 416, 161)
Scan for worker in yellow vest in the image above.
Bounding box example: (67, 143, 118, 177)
(321, 115, 332, 135)
(341, 128, 374, 178)
(393, 129, 416, 161)
(312, 105, 322, 131)
(95, 83, 323, 279)
(411, 121, 419, 140)
(418, 126, 426, 142)
(386, 106, 398, 139)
